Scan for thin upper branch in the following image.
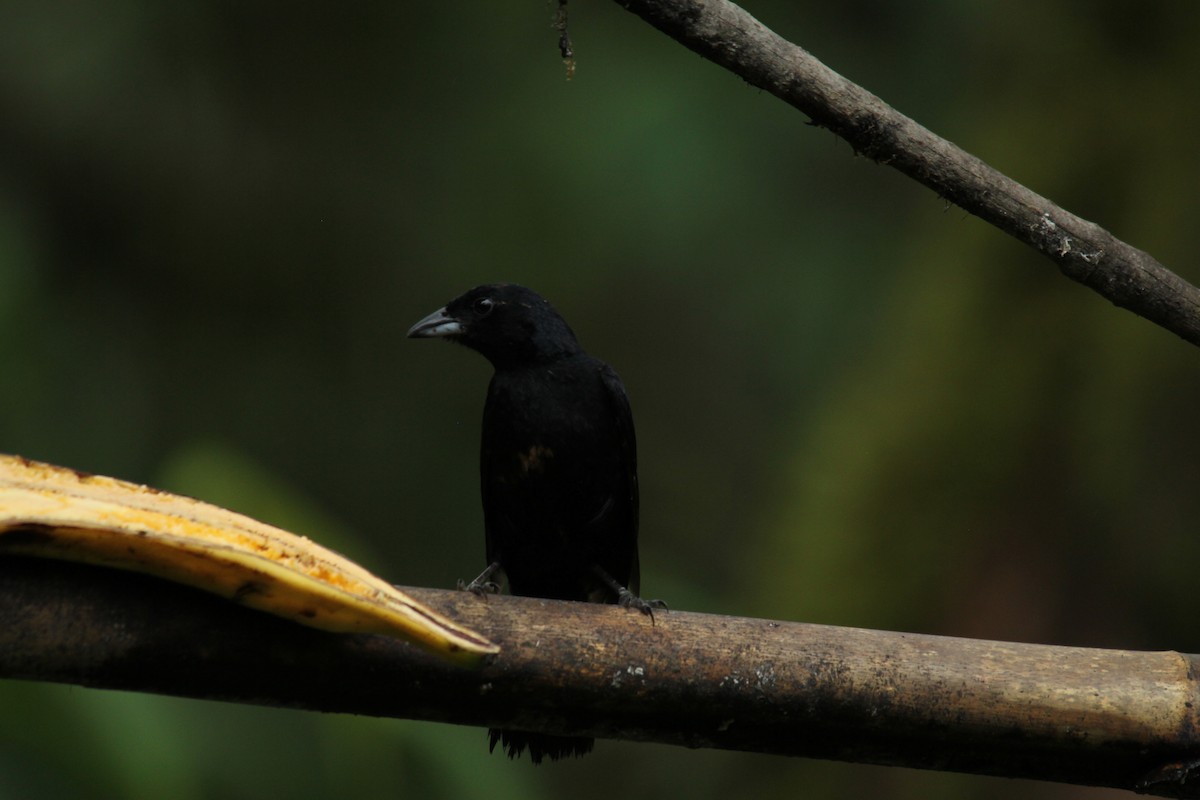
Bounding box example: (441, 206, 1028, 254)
(2, 558, 1199, 796)
(612, 0, 1200, 345)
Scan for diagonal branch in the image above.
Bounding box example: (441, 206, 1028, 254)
(611, 0, 1200, 345)
(2, 557, 1199, 796)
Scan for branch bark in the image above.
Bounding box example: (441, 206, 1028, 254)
(611, 0, 1200, 345)
(2, 557, 1199, 796)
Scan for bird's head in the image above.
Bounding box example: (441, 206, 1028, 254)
(407, 284, 581, 369)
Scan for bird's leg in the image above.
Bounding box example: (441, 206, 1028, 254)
(458, 561, 503, 596)
(591, 565, 668, 622)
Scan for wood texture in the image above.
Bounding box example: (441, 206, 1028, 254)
(2, 556, 1199, 795)
(611, 0, 1200, 345)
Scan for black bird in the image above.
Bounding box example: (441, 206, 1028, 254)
(408, 283, 662, 764)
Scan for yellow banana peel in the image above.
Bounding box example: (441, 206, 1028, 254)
(0, 454, 498, 665)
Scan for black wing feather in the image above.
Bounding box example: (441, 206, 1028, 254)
(598, 362, 640, 595)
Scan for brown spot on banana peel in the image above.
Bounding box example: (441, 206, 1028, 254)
(0, 454, 498, 665)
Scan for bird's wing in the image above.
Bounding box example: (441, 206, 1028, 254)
(599, 363, 640, 594)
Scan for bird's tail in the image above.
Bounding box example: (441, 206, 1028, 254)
(488, 729, 594, 764)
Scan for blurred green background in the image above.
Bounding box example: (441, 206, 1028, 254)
(2, 1, 1197, 798)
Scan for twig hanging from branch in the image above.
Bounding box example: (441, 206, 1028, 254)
(555, 0, 576, 79)
(611, 0, 1200, 345)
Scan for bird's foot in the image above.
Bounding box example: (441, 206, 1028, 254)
(616, 589, 668, 623)
(457, 577, 500, 596)
(591, 564, 667, 622)
(458, 561, 503, 597)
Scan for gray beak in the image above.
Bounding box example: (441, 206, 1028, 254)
(407, 306, 463, 338)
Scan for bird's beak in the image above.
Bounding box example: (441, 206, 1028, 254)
(407, 307, 463, 338)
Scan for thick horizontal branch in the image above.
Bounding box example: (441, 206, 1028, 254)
(612, 0, 1200, 345)
(2, 558, 1200, 795)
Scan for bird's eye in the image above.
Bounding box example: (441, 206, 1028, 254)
(472, 297, 495, 317)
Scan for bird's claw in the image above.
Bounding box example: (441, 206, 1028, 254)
(617, 590, 668, 622)
(457, 578, 500, 596)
